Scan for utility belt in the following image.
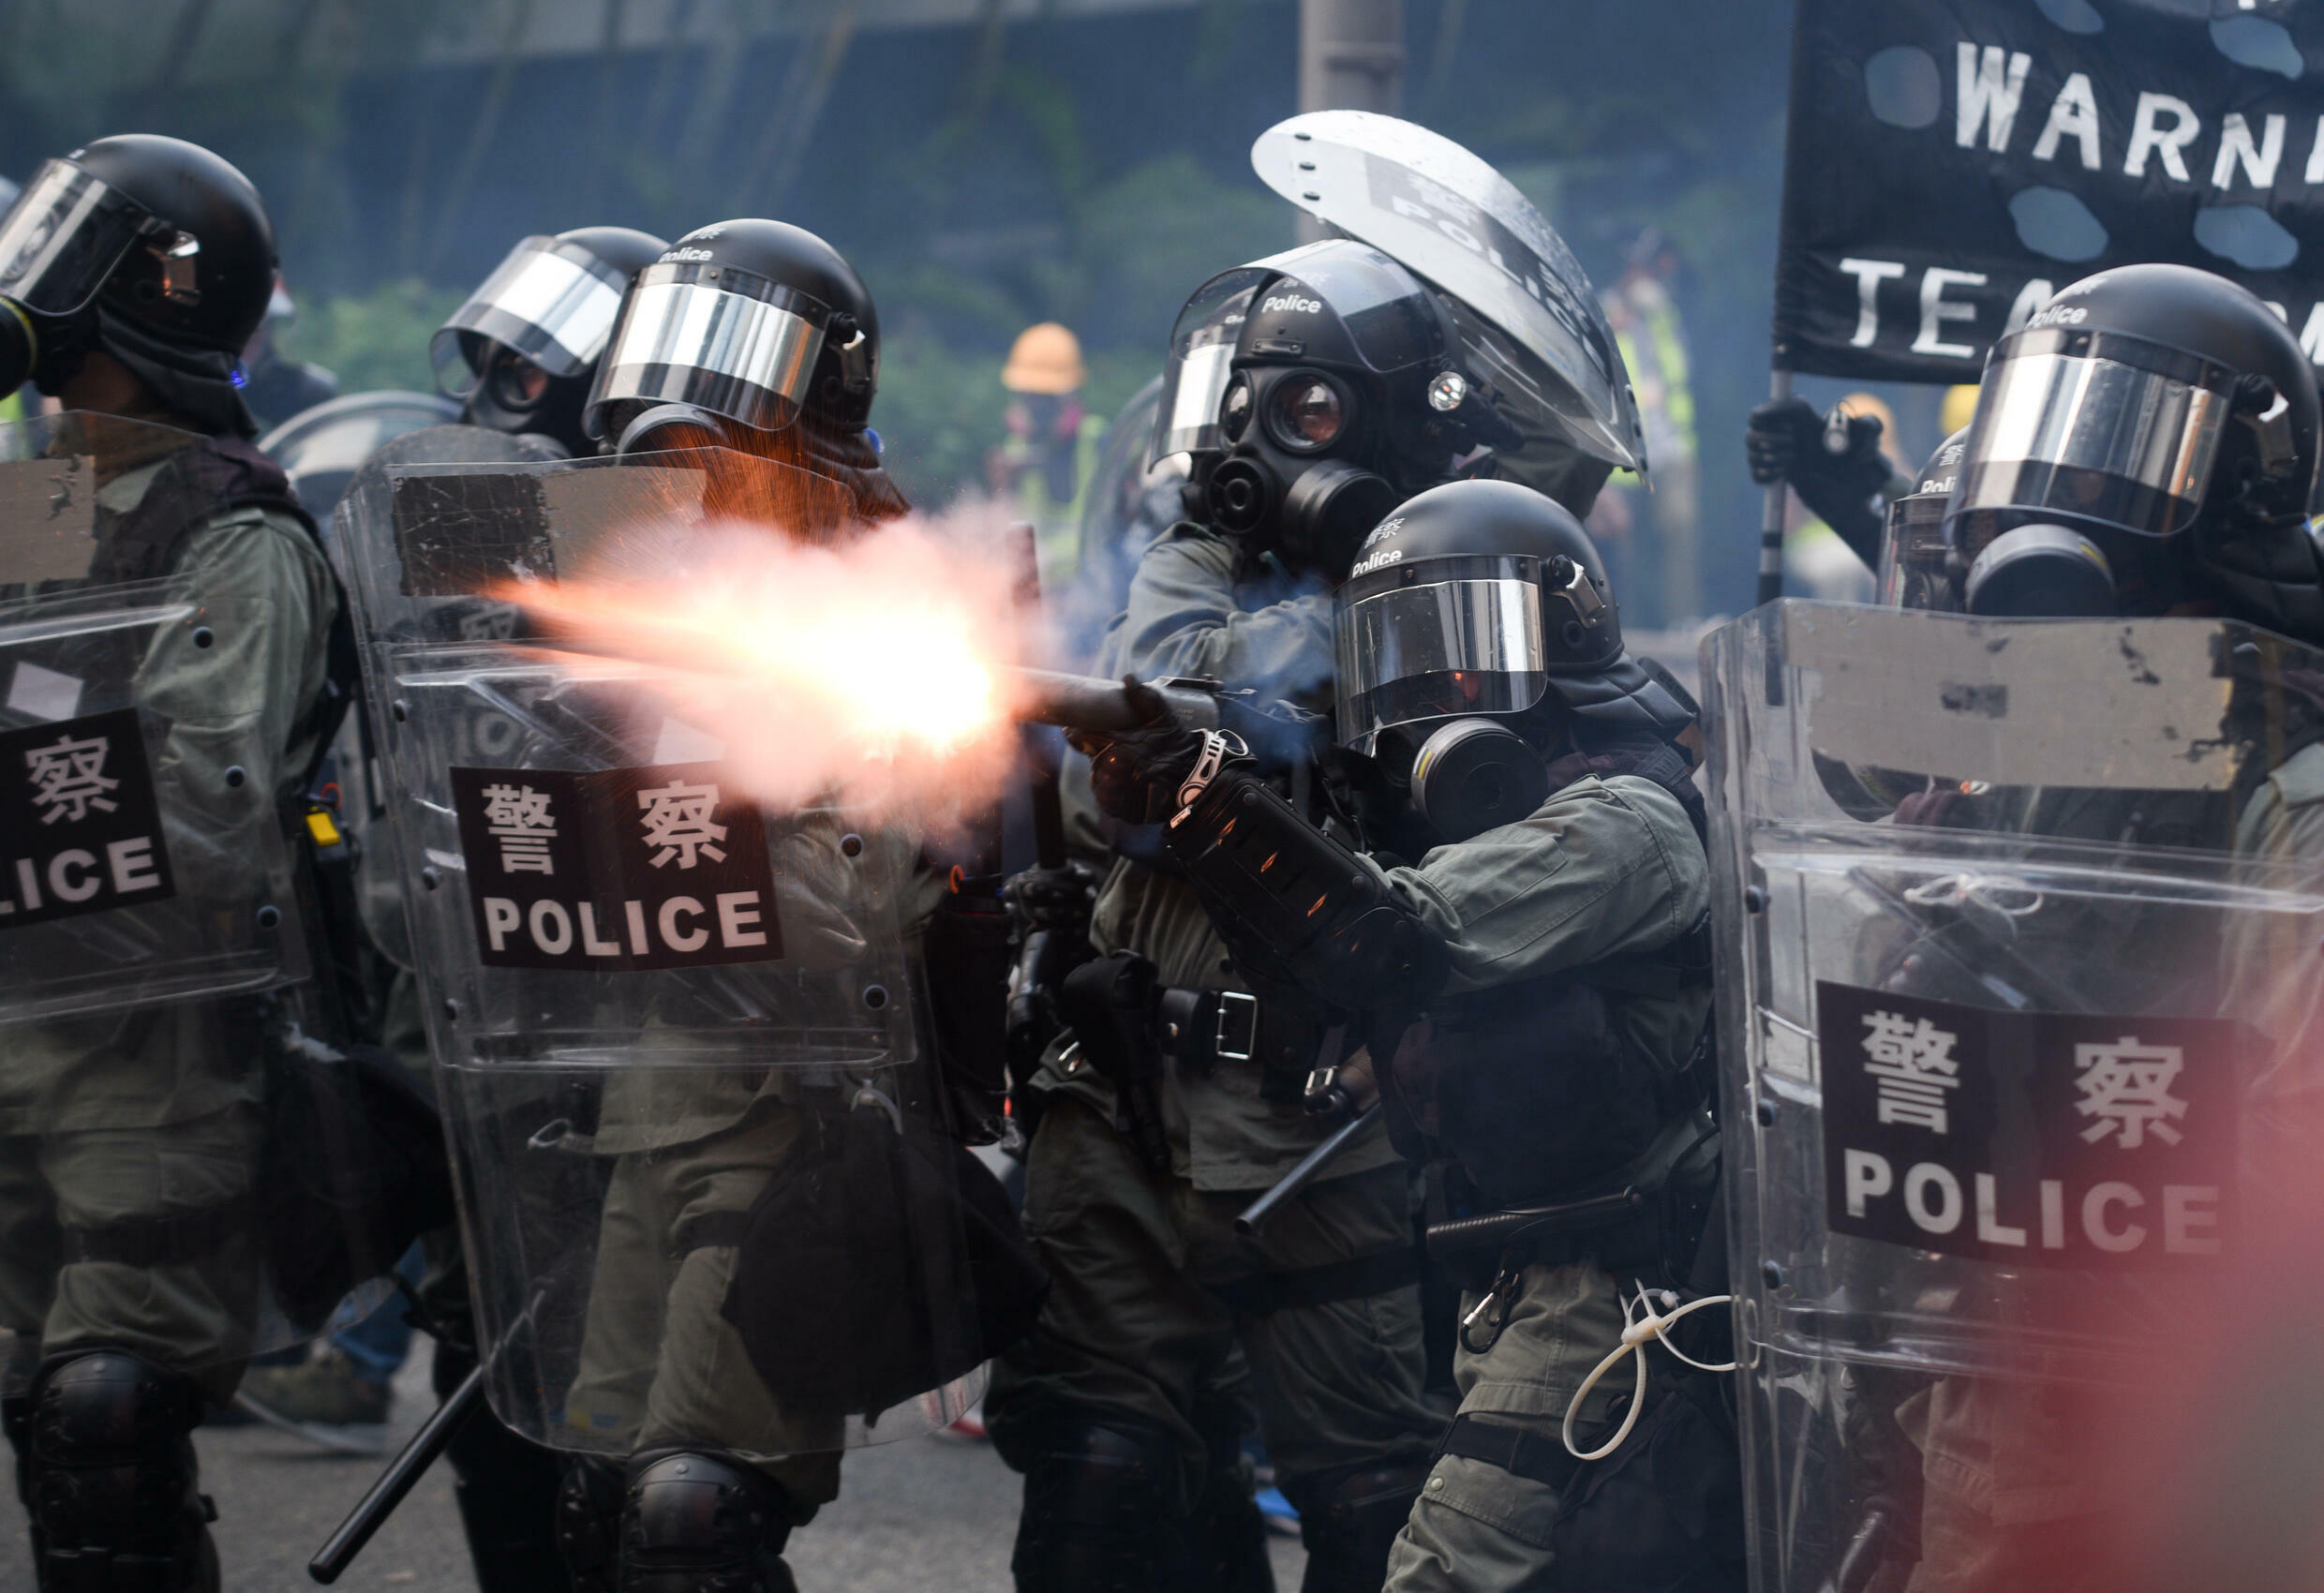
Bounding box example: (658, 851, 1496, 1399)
(1153, 981, 1330, 1104)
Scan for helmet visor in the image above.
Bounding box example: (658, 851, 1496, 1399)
(586, 261, 830, 439)
(1151, 268, 1262, 466)
(1334, 554, 1546, 752)
(0, 158, 158, 318)
(1954, 329, 2232, 540)
(430, 235, 633, 395)
(1877, 490, 1958, 611)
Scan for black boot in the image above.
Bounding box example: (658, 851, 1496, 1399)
(434, 1338, 569, 1593)
(1282, 1462, 1430, 1593)
(1011, 1417, 1191, 1593)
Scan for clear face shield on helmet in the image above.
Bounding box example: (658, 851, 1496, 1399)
(1878, 489, 1958, 612)
(429, 234, 634, 399)
(1952, 325, 2234, 545)
(1249, 112, 1646, 477)
(0, 156, 196, 320)
(585, 259, 834, 440)
(1334, 553, 1550, 754)
(1149, 270, 1261, 468)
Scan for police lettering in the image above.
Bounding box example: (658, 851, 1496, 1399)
(1839, 1148, 2220, 1258)
(480, 889, 770, 960)
(0, 709, 177, 928)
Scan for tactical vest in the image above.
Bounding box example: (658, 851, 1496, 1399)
(1378, 739, 1714, 1213)
(91, 432, 360, 791)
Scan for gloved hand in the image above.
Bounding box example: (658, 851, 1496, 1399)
(1072, 677, 1232, 826)
(1746, 396, 1894, 568)
(1006, 860, 1100, 936)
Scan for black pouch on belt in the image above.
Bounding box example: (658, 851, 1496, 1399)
(720, 1103, 1050, 1419)
(262, 1038, 457, 1333)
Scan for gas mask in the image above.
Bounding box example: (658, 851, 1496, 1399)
(1158, 241, 1491, 580)
(1942, 265, 2324, 626)
(1204, 364, 1400, 578)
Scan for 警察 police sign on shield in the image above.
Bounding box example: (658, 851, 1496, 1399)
(451, 761, 782, 973)
(1776, 0, 2324, 381)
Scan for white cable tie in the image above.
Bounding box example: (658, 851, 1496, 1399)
(1560, 1282, 1736, 1463)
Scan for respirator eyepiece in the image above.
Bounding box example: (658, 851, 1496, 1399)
(1264, 372, 1349, 453)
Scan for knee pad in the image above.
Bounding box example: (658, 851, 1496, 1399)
(1011, 1417, 1190, 1593)
(22, 1349, 216, 1593)
(620, 1448, 798, 1593)
(1283, 1462, 1430, 1593)
(558, 1454, 629, 1593)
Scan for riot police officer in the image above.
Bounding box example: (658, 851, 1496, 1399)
(0, 134, 357, 1593)
(542, 218, 930, 1593)
(431, 227, 671, 460)
(985, 113, 1653, 1593)
(1722, 264, 2324, 1593)
(1079, 479, 1738, 1592)
(291, 225, 668, 1593)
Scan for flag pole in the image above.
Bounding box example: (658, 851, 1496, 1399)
(1756, 368, 1792, 608)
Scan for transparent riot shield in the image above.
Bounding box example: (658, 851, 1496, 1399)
(0, 411, 405, 1392)
(1703, 602, 2324, 1593)
(0, 412, 307, 1022)
(347, 452, 985, 1455)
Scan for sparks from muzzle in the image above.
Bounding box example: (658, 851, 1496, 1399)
(496, 510, 1028, 819)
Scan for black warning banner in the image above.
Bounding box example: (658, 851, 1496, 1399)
(1777, 0, 2324, 381)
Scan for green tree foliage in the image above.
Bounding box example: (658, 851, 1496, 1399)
(276, 279, 467, 397)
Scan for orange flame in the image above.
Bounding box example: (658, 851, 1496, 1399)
(498, 506, 1032, 823)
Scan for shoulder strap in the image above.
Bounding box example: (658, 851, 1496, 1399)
(93, 434, 358, 793)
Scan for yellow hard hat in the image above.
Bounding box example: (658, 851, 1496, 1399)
(1835, 392, 1899, 440)
(1003, 322, 1086, 395)
(1941, 383, 1980, 438)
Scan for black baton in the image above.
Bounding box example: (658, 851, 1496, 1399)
(306, 1363, 486, 1584)
(1233, 1103, 1382, 1235)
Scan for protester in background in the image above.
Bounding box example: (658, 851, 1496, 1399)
(991, 321, 1106, 588)
(1748, 389, 1915, 591)
(1599, 228, 1701, 626)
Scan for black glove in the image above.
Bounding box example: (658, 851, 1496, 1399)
(1746, 396, 1893, 569)
(1073, 677, 1211, 826)
(1006, 860, 1100, 936)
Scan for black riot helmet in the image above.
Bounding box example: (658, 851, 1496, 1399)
(1158, 240, 1512, 580)
(1334, 479, 1693, 838)
(584, 219, 881, 454)
(1879, 427, 1969, 612)
(1248, 112, 1649, 514)
(431, 226, 666, 454)
(0, 134, 277, 433)
(1945, 264, 2324, 634)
